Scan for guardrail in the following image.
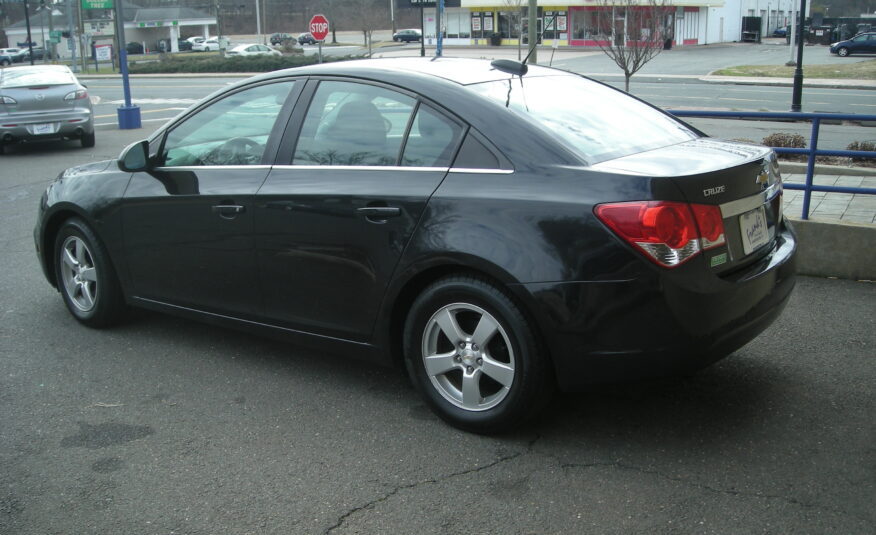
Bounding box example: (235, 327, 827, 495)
(669, 110, 876, 220)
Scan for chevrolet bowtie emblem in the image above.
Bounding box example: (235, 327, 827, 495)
(756, 161, 770, 187)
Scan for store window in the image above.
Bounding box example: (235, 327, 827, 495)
(543, 11, 567, 40)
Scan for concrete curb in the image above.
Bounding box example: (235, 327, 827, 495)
(789, 218, 876, 280)
(700, 75, 876, 91)
(780, 162, 876, 177)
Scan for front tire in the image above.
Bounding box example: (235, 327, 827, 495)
(403, 275, 553, 433)
(54, 218, 126, 327)
(837, 47, 850, 57)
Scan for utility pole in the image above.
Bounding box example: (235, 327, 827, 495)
(435, 0, 443, 56)
(390, 0, 395, 34)
(419, 2, 424, 56)
(791, 0, 806, 111)
(22, 0, 35, 65)
(66, 0, 77, 71)
(255, 0, 261, 45)
(527, 0, 536, 63)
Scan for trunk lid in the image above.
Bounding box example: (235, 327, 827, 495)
(1, 84, 78, 114)
(593, 139, 782, 274)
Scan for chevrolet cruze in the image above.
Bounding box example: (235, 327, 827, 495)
(34, 58, 796, 432)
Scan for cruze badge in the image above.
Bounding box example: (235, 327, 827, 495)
(703, 185, 726, 197)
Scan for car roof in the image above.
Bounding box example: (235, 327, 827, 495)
(264, 57, 573, 86)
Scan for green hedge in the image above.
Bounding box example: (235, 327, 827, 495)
(128, 53, 360, 74)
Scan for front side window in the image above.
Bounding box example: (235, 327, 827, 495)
(468, 75, 698, 164)
(293, 81, 415, 166)
(160, 81, 295, 167)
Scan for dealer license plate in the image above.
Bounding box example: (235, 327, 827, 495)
(740, 206, 769, 255)
(32, 123, 55, 135)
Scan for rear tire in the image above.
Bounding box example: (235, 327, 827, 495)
(403, 275, 554, 433)
(54, 218, 126, 327)
(81, 131, 95, 148)
(837, 47, 850, 57)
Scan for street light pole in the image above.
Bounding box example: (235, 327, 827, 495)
(419, 2, 425, 57)
(255, 0, 261, 44)
(23, 0, 35, 65)
(790, 0, 806, 111)
(114, 0, 141, 129)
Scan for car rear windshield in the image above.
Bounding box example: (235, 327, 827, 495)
(467, 75, 699, 164)
(0, 68, 76, 88)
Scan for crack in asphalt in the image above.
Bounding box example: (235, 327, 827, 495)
(323, 433, 542, 534)
(560, 460, 874, 527)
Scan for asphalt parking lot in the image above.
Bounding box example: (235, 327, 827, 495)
(1, 128, 874, 534)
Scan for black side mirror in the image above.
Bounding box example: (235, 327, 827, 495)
(118, 140, 151, 172)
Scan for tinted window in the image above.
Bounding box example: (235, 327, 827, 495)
(453, 132, 501, 169)
(293, 81, 415, 166)
(401, 104, 463, 167)
(160, 81, 295, 167)
(468, 75, 698, 164)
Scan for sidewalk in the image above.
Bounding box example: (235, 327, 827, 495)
(782, 172, 876, 224)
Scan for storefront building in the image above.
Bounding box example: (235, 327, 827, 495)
(412, 0, 790, 48)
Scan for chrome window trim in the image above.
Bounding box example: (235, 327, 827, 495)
(153, 165, 273, 171)
(272, 165, 449, 172)
(719, 183, 781, 219)
(449, 168, 515, 175)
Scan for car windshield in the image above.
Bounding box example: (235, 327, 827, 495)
(467, 75, 699, 164)
(1, 67, 76, 88)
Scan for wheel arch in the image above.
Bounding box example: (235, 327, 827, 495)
(41, 206, 103, 288)
(380, 258, 556, 378)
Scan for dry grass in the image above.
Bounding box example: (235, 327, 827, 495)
(713, 59, 876, 79)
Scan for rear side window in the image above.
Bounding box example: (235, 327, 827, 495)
(467, 75, 698, 164)
(401, 104, 463, 167)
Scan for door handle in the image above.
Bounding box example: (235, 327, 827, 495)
(357, 206, 401, 222)
(211, 204, 246, 218)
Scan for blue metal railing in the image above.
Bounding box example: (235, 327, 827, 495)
(670, 110, 876, 220)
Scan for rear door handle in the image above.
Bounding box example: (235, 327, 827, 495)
(357, 206, 401, 220)
(211, 204, 246, 218)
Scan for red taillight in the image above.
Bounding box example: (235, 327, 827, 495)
(595, 201, 726, 268)
(690, 204, 726, 249)
(64, 89, 88, 101)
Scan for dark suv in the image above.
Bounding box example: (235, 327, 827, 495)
(270, 33, 294, 46)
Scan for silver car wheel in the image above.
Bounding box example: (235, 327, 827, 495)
(60, 235, 98, 312)
(421, 303, 516, 411)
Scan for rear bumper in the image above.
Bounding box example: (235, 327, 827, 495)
(520, 220, 797, 391)
(0, 109, 93, 143)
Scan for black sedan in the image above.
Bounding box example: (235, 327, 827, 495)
(34, 58, 796, 432)
(393, 29, 422, 42)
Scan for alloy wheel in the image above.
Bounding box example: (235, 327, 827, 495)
(421, 303, 516, 411)
(60, 235, 98, 312)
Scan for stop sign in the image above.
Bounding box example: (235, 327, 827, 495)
(309, 14, 330, 42)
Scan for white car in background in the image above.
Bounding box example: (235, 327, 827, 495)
(224, 44, 281, 58)
(192, 37, 223, 52)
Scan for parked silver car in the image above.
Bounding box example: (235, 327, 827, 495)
(0, 65, 94, 153)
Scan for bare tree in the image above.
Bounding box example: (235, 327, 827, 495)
(594, 0, 673, 92)
(500, 0, 524, 60)
(348, 0, 388, 55)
